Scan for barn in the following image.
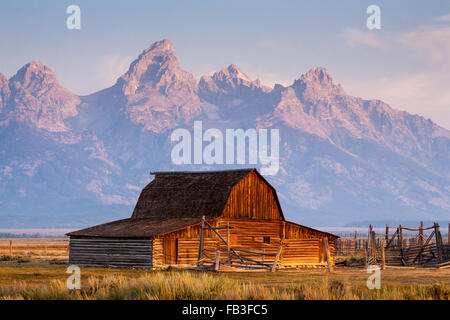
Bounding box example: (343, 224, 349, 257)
(67, 169, 338, 270)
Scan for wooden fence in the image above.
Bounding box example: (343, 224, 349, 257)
(336, 222, 449, 268)
(196, 216, 282, 271)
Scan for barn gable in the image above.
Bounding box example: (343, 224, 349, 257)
(221, 170, 284, 220)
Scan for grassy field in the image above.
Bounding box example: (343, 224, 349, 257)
(0, 238, 449, 300)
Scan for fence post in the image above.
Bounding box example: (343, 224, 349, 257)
(196, 216, 205, 266)
(381, 240, 386, 270)
(214, 250, 220, 272)
(323, 238, 333, 272)
(371, 230, 377, 264)
(226, 223, 230, 265)
(364, 239, 368, 266)
(9, 240, 12, 255)
(271, 246, 282, 272)
(418, 221, 424, 263)
(434, 223, 443, 263)
(399, 225, 406, 266)
(385, 224, 389, 242)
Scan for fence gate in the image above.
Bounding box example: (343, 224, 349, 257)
(196, 216, 282, 271)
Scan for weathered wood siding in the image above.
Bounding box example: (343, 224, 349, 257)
(216, 218, 282, 265)
(222, 171, 282, 220)
(280, 238, 335, 266)
(280, 221, 336, 266)
(153, 220, 220, 267)
(69, 237, 153, 268)
(153, 218, 336, 267)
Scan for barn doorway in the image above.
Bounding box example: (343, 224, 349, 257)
(318, 239, 326, 263)
(163, 238, 178, 264)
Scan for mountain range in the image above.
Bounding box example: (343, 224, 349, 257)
(1, 39, 449, 228)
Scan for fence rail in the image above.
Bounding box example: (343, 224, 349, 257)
(336, 222, 449, 268)
(196, 216, 282, 271)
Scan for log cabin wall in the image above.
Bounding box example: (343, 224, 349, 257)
(280, 222, 336, 266)
(222, 171, 282, 220)
(69, 237, 153, 268)
(216, 218, 282, 264)
(153, 220, 221, 267)
(153, 218, 336, 267)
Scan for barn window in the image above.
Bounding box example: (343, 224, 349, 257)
(263, 236, 270, 244)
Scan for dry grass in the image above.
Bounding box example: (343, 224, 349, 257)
(0, 238, 68, 265)
(0, 265, 448, 300)
(0, 238, 448, 300)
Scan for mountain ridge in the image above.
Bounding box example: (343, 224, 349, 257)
(0, 39, 449, 227)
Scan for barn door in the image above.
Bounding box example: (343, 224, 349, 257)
(163, 238, 178, 264)
(318, 239, 326, 263)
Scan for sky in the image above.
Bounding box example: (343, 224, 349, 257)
(1, 0, 449, 128)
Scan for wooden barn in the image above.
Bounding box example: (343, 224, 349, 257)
(67, 169, 338, 270)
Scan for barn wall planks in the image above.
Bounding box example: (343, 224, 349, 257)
(217, 219, 282, 264)
(280, 238, 335, 266)
(153, 218, 336, 267)
(69, 222, 337, 268)
(222, 171, 282, 220)
(69, 238, 153, 268)
(153, 220, 222, 267)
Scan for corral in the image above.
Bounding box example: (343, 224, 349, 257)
(335, 223, 450, 269)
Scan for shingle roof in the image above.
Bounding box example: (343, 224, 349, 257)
(66, 217, 203, 238)
(131, 168, 254, 219)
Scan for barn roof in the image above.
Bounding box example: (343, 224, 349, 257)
(66, 217, 203, 238)
(131, 168, 284, 219)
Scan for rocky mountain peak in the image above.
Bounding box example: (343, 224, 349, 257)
(112, 40, 201, 132)
(302, 67, 333, 85)
(199, 64, 271, 101)
(6, 62, 79, 131)
(291, 67, 344, 102)
(10, 61, 58, 94)
(221, 64, 252, 83)
(146, 38, 174, 52)
(117, 39, 197, 97)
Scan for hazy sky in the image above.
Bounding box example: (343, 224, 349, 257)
(1, 0, 449, 128)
